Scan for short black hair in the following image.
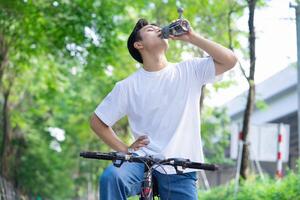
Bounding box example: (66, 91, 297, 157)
(127, 19, 159, 63)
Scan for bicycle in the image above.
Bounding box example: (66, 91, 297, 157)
(80, 151, 219, 200)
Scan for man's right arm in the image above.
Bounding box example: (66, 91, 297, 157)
(90, 113, 129, 153)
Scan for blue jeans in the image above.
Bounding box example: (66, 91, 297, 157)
(99, 162, 198, 200)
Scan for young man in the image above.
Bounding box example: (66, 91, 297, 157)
(91, 19, 237, 200)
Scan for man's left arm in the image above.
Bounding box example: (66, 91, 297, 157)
(168, 26, 238, 76)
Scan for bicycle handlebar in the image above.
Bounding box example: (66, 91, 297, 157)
(80, 151, 219, 171)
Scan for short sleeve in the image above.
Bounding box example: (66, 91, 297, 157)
(187, 56, 216, 85)
(94, 82, 127, 127)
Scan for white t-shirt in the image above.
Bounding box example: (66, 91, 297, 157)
(94, 56, 216, 174)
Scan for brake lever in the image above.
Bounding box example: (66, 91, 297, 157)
(161, 158, 190, 174)
(112, 152, 132, 167)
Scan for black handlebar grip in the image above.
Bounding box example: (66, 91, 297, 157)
(79, 152, 87, 157)
(79, 151, 115, 160)
(187, 162, 219, 171)
(80, 151, 98, 158)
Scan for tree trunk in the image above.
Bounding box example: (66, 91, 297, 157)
(1, 89, 12, 178)
(0, 31, 13, 180)
(240, 0, 257, 180)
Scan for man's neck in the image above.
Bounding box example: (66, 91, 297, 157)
(142, 53, 168, 72)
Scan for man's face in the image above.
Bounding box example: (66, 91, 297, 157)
(137, 24, 168, 52)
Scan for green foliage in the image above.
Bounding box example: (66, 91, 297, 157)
(201, 106, 233, 164)
(198, 160, 300, 200)
(255, 99, 269, 111)
(213, 80, 238, 92)
(17, 128, 75, 199)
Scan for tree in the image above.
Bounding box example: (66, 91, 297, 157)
(239, 0, 266, 180)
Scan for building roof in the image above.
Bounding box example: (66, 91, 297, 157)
(225, 64, 298, 123)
